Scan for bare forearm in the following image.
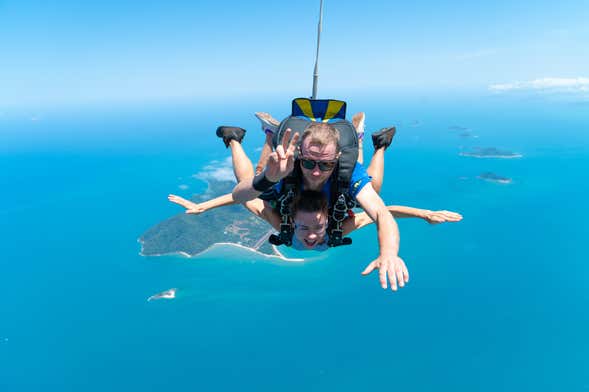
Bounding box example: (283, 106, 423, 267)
(346, 205, 427, 233)
(355, 185, 400, 256)
(387, 205, 429, 219)
(201, 193, 237, 211)
(375, 207, 400, 256)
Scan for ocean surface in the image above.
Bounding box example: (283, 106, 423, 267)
(1, 94, 588, 391)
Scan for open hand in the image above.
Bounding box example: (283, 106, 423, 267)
(264, 128, 300, 182)
(361, 254, 409, 291)
(168, 194, 206, 214)
(424, 210, 463, 224)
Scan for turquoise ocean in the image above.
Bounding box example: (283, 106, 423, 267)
(1, 94, 588, 391)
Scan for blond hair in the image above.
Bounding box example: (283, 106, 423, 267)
(300, 122, 340, 153)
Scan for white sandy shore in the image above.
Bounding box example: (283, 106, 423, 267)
(477, 177, 513, 184)
(137, 238, 305, 262)
(147, 288, 177, 302)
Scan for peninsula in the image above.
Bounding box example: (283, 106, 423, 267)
(138, 179, 284, 259)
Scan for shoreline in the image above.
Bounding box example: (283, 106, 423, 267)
(478, 177, 513, 184)
(137, 238, 305, 262)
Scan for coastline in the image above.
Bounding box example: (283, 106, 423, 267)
(137, 238, 305, 262)
(477, 177, 513, 184)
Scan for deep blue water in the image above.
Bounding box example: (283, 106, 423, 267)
(1, 95, 588, 391)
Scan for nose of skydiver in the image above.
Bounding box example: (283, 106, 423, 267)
(307, 232, 318, 240)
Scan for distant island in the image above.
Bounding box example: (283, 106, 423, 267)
(477, 172, 513, 184)
(147, 288, 177, 301)
(138, 179, 289, 259)
(459, 147, 522, 159)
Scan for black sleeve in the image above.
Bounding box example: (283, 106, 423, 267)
(258, 187, 279, 202)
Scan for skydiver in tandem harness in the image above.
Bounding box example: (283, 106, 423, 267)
(169, 1, 463, 291)
(169, 107, 462, 290)
(236, 0, 411, 290)
(233, 100, 410, 290)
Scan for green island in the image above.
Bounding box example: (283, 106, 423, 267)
(459, 147, 522, 159)
(138, 179, 282, 258)
(477, 172, 513, 184)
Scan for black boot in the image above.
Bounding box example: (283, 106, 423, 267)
(371, 127, 396, 150)
(216, 126, 246, 148)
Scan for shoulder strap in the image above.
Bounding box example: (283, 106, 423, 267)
(326, 120, 357, 248)
(267, 163, 301, 247)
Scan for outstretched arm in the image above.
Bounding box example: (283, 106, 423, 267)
(168, 193, 236, 214)
(354, 184, 407, 291)
(343, 205, 462, 233)
(232, 129, 299, 203)
(169, 193, 282, 234)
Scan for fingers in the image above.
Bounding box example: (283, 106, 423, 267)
(430, 215, 444, 223)
(169, 194, 187, 202)
(277, 129, 300, 159)
(288, 132, 300, 154)
(443, 211, 463, 221)
(276, 128, 292, 159)
(266, 152, 279, 172)
(391, 265, 401, 291)
(429, 211, 463, 223)
(168, 194, 186, 206)
(168, 194, 200, 213)
(388, 257, 409, 291)
(361, 261, 376, 275)
(281, 128, 291, 151)
(363, 257, 409, 292)
(380, 266, 387, 289)
(275, 144, 286, 159)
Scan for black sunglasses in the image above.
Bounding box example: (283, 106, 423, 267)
(300, 158, 337, 171)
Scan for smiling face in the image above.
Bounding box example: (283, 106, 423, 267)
(290, 190, 329, 250)
(293, 209, 328, 249)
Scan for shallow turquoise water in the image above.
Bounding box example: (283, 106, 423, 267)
(1, 95, 587, 391)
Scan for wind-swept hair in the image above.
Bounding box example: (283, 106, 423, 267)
(300, 122, 340, 153)
(290, 190, 329, 216)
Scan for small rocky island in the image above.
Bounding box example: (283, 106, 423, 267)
(477, 172, 513, 184)
(460, 147, 522, 159)
(139, 179, 282, 258)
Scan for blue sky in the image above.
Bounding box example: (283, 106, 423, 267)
(1, 0, 588, 108)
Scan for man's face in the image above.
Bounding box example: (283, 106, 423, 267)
(293, 210, 328, 249)
(299, 138, 338, 190)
